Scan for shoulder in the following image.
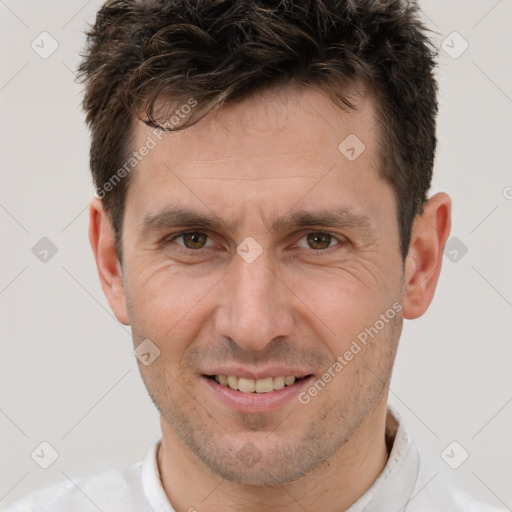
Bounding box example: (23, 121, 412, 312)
(2, 461, 152, 512)
(409, 459, 506, 512)
(450, 489, 507, 512)
(384, 408, 506, 512)
(412, 479, 507, 512)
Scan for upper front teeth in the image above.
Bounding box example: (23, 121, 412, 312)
(214, 375, 298, 393)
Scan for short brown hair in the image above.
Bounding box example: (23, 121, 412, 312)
(78, 0, 439, 261)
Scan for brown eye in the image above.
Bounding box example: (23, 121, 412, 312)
(180, 231, 208, 249)
(305, 232, 334, 250)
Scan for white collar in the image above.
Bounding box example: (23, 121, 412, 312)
(347, 406, 420, 511)
(141, 406, 420, 512)
(141, 438, 175, 512)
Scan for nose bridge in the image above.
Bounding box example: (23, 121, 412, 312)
(216, 250, 293, 351)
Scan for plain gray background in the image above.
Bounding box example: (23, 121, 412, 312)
(1, 0, 511, 509)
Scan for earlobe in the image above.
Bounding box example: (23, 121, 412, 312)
(89, 198, 130, 325)
(402, 193, 452, 320)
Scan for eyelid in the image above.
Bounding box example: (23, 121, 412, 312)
(168, 230, 216, 249)
(162, 229, 348, 253)
(293, 230, 348, 251)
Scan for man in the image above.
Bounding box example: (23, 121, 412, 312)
(5, 0, 504, 511)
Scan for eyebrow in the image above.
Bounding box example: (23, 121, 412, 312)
(140, 205, 375, 237)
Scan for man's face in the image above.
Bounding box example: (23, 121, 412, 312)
(120, 86, 404, 485)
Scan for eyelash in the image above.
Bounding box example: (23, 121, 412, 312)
(166, 230, 348, 255)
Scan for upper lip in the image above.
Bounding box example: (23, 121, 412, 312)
(203, 367, 312, 380)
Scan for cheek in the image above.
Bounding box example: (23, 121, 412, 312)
(284, 261, 402, 363)
(127, 256, 218, 312)
(124, 262, 221, 353)
(286, 256, 399, 320)
(322, 314, 401, 401)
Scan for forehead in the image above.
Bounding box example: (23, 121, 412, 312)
(126, 85, 390, 223)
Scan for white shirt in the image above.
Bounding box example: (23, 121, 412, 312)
(3, 408, 504, 512)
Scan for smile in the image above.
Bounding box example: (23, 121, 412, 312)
(203, 374, 314, 413)
(208, 375, 308, 393)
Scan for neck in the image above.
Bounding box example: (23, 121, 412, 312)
(157, 399, 390, 512)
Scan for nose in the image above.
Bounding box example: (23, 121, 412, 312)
(214, 249, 294, 352)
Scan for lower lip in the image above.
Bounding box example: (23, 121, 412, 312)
(202, 375, 314, 413)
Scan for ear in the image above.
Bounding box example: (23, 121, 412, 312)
(402, 192, 452, 319)
(88, 198, 130, 325)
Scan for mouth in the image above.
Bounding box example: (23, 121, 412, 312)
(202, 373, 314, 413)
(205, 374, 312, 393)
